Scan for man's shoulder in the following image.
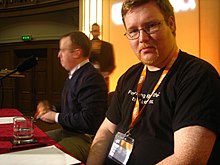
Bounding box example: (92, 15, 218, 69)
(80, 62, 100, 73)
(101, 40, 113, 46)
(75, 62, 98, 76)
(118, 63, 144, 81)
(74, 63, 107, 85)
(178, 50, 219, 75)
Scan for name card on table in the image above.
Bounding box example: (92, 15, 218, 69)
(0, 145, 81, 165)
(0, 117, 15, 124)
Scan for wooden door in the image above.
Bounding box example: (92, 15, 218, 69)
(15, 49, 47, 116)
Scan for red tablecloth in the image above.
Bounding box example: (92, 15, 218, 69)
(0, 108, 85, 164)
(0, 108, 57, 154)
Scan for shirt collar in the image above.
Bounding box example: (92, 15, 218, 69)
(68, 59, 89, 79)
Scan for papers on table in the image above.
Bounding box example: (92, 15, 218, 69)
(0, 145, 81, 165)
(0, 117, 15, 124)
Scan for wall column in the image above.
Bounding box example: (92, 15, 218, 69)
(79, 0, 103, 39)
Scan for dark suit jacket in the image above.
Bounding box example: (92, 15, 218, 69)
(58, 62, 108, 135)
(90, 39, 115, 74)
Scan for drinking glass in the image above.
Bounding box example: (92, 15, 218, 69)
(13, 116, 34, 144)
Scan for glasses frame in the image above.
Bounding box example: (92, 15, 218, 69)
(59, 48, 80, 53)
(124, 20, 164, 40)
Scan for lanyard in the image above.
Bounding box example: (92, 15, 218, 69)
(127, 50, 179, 134)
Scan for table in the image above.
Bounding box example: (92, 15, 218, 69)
(0, 69, 25, 78)
(0, 108, 83, 164)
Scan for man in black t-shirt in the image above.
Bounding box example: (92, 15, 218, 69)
(87, 0, 220, 165)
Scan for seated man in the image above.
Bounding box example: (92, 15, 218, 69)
(35, 31, 108, 163)
(86, 0, 220, 165)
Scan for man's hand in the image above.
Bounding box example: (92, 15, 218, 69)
(34, 100, 53, 119)
(40, 111, 56, 123)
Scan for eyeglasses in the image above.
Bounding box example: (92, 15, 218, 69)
(124, 20, 164, 40)
(91, 30, 100, 33)
(59, 48, 73, 52)
(59, 48, 79, 53)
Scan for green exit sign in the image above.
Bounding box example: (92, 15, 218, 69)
(22, 35, 32, 41)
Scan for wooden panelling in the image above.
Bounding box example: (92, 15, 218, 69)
(0, 40, 66, 116)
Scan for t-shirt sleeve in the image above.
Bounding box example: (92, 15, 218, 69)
(173, 64, 220, 135)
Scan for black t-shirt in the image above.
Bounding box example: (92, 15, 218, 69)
(106, 50, 220, 165)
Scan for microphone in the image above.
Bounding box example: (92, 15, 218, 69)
(0, 56, 38, 81)
(16, 56, 38, 72)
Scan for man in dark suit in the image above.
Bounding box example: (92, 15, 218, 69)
(90, 23, 115, 90)
(35, 31, 108, 163)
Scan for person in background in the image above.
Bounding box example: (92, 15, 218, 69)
(35, 31, 108, 163)
(86, 0, 220, 165)
(90, 23, 116, 90)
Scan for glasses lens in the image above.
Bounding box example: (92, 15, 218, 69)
(147, 22, 162, 34)
(125, 32, 138, 40)
(124, 20, 163, 40)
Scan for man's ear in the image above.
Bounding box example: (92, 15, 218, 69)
(168, 16, 176, 34)
(73, 49, 82, 58)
